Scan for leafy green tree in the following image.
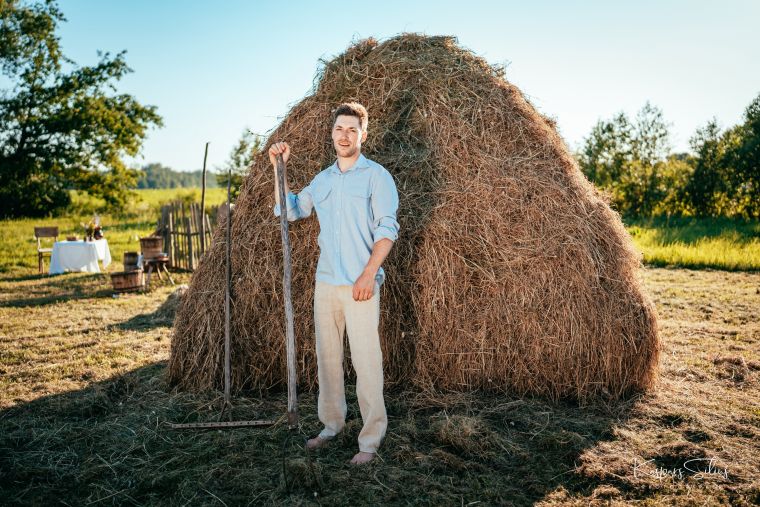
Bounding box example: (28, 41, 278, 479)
(577, 112, 631, 187)
(725, 93, 760, 217)
(578, 102, 680, 216)
(216, 129, 262, 198)
(0, 0, 162, 217)
(683, 120, 731, 216)
(682, 94, 759, 218)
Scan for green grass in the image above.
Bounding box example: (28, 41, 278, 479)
(0, 188, 227, 273)
(626, 216, 760, 271)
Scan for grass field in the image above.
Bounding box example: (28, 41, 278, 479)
(1, 190, 759, 504)
(627, 216, 760, 271)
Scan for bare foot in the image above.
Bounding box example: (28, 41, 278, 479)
(305, 435, 330, 450)
(350, 451, 375, 465)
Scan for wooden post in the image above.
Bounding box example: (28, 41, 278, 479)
(170, 204, 178, 270)
(224, 168, 232, 404)
(160, 205, 170, 264)
(186, 216, 194, 271)
(190, 202, 197, 265)
(182, 206, 187, 270)
(166, 206, 174, 269)
(275, 154, 298, 429)
(200, 142, 209, 254)
(205, 213, 213, 247)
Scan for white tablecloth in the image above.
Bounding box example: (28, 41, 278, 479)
(48, 239, 112, 274)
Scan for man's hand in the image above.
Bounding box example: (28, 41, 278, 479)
(270, 141, 291, 206)
(352, 270, 377, 302)
(269, 141, 291, 170)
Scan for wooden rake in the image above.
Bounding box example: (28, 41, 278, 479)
(169, 161, 297, 430)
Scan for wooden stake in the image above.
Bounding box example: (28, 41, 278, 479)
(275, 154, 298, 429)
(224, 168, 232, 405)
(200, 142, 209, 254)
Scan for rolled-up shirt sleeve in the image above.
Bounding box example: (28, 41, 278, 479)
(273, 183, 314, 222)
(370, 169, 400, 243)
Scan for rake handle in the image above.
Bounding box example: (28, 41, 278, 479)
(275, 153, 298, 429)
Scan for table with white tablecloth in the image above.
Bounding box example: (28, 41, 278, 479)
(48, 239, 112, 274)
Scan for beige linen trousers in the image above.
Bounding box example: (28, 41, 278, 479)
(314, 280, 387, 453)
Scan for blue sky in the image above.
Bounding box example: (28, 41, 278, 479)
(55, 0, 760, 172)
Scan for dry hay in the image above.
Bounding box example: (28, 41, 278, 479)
(168, 34, 659, 401)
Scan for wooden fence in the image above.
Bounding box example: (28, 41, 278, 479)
(155, 202, 217, 271)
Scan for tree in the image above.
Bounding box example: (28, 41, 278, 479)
(725, 93, 760, 217)
(0, 0, 162, 217)
(683, 94, 759, 218)
(216, 129, 262, 198)
(578, 102, 680, 216)
(683, 120, 731, 216)
(577, 112, 631, 187)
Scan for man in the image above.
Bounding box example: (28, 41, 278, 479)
(270, 102, 399, 465)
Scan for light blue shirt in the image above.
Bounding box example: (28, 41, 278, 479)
(274, 154, 400, 287)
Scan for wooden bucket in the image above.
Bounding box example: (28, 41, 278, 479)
(123, 251, 140, 271)
(140, 236, 163, 260)
(110, 271, 144, 293)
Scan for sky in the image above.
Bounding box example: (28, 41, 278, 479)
(52, 0, 760, 172)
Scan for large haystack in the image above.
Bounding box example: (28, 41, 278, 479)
(169, 34, 659, 401)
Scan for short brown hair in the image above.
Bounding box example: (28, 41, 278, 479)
(333, 102, 368, 131)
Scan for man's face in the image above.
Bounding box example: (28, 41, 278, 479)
(332, 114, 367, 158)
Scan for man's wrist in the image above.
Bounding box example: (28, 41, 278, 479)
(362, 266, 379, 278)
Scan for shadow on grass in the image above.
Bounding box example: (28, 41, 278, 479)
(0, 273, 114, 308)
(0, 272, 52, 283)
(0, 360, 643, 506)
(110, 291, 180, 331)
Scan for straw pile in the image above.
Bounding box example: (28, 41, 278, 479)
(168, 34, 659, 401)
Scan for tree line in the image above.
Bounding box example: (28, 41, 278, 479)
(136, 163, 219, 189)
(577, 95, 759, 219)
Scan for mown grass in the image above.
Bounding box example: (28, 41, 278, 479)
(1, 268, 758, 505)
(626, 216, 760, 271)
(1, 194, 760, 504)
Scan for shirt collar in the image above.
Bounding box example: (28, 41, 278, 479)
(330, 153, 370, 174)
